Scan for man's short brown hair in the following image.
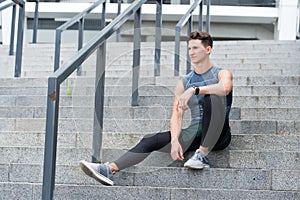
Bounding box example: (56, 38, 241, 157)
(188, 31, 213, 48)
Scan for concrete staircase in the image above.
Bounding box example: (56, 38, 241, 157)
(0, 40, 299, 199)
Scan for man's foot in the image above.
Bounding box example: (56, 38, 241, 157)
(184, 149, 210, 169)
(79, 160, 114, 186)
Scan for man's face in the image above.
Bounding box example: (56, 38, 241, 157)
(188, 39, 211, 64)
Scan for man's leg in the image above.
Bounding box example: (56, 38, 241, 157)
(80, 131, 172, 185)
(184, 94, 230, 169)
(200, 94, 228, 152)
(112, 131, 172, 171)
(111, 120, 203, 171)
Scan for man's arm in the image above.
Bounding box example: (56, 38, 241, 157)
(170, 80, 185, 160)
(199, 69, 233, 96)
(178, 69, 233, 110)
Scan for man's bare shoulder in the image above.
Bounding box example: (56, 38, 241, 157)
(219, 69, 233, 79)
(173, 80, 185, 96)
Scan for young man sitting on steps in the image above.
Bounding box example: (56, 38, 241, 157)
(80, 31, 233, 186)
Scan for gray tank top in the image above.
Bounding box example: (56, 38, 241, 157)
(181, 66, 232, 125)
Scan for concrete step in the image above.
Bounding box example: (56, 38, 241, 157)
(2, 40, 298, 53)
(0, 130, 298, 151)
(0, 75, 298, 87)
(1, 163, 299, 192)
(0, 117, 299, 135)
(1, 85, 300, 96)
(3, 143, 299, 170)
(15, 41, 300, 58)
(104, 67, 299, 75)
(17, 59, 300, 76)
(104, 132, 300, 151)
(240, 108, 300, 120)
(15, 69, 299, 82)
(16, 54, 300, 69)
(1, 94, 299, 108)
(103, 149, 300, 170)
(232, 96, 300, 108)
(2, 40, 298, 52)
(85, 66, 298, 77)
(0, 182, 299, 200)
(0, 105, 299, 121)
(17, 50, 300, 64)
(17, 67, 300, 77)
(16, 58, 300, 71)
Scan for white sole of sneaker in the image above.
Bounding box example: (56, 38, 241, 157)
(184, 162, 210, 169)
(79, 160, 114, 186)
(184, 164, 204, 169)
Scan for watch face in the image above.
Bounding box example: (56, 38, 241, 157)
(194, 87, 199, 95)
(196, 87, 200, 95)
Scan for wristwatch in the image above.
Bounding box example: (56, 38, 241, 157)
(193, 86, 200, 95)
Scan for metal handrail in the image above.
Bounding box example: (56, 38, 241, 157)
(297, 0, 300, 39)
(116, 0, 122, 42)
(32, 0, 39, 43)
(11, 0, 25, 6)
(0, 0, 26, 77)
(0, 1, 16, 55)
(42, 0, 162, 199)
(174, 0, 210, 76)
(54, 0, 106, 75)
(1, 0, 39, 76)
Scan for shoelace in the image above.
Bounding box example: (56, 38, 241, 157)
(191, 151, 204, 161)
(103, 163, 115, 179)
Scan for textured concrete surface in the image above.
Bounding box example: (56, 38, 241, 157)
(0, 40, 299, 199)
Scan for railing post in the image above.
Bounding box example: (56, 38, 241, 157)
(54, 29, 62, 71)
(42, 77, 60, 200)
(131, 7, 141, 106)
(100, 1, 106, 36)
(92, 42, 106, 163)
(32, 0, 39, 43)
(154, 0, 162, 76)
(174, 26, 181, 76)
(206, 0, 210, 33)
(174, 0, 209, 76)
(14, 1, 25, 77)
(186, 17, 192, 74)
(77, 18, 84, 76)
(199, 0, 203, 31)
(9, 4, 16, 56)
(101, 0, 106, 30)
(92, 0, 106, 163)
(116, 0, 121, 42)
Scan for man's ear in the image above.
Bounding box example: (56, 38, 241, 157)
(206, 46, 212, 55)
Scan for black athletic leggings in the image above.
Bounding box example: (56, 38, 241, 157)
(114, 94, 231, 170)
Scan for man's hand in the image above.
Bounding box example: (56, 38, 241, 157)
(177, 87, 195, 110)
(170, 140, 184, 161)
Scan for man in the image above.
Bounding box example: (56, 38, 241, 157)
(80, 31, 233, 186)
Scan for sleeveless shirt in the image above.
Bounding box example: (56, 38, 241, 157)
(181, 66, 232, 125)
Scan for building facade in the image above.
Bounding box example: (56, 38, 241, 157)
(0, 0, 299, 44)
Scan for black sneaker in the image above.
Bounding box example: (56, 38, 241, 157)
(79, 160, 114, 186)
